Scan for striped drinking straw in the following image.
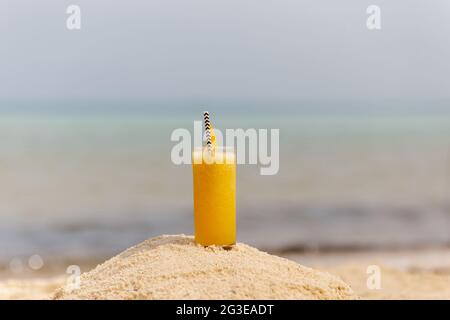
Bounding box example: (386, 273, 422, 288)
(203, 111, 213, 154)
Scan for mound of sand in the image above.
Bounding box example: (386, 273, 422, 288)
(52, 235, 356, 300)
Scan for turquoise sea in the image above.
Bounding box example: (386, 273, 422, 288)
(1, 105, 450, 263)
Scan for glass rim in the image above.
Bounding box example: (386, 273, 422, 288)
(193, 146, 235, 151)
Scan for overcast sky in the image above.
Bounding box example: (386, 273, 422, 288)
(1, 0, 450, 106)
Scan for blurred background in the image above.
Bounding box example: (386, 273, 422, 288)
(1, 0, 450, 276)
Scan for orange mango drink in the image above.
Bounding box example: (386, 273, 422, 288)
(192, 147, 236, 246)
(192, 114, 236, 246)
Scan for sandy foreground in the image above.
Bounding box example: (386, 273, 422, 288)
(287, 249, 450, 299)
(1, 236, 450, 299)
(53, 235, 355, 299)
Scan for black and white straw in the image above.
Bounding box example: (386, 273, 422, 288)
(203, 111, 212, 153)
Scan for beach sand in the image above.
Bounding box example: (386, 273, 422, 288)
(0, 277, 64, 300)
(287, 249, 450, 299)
(327, 264, 450, 299)
(1, 236, 450, 299)
(52, 235, 355, 300)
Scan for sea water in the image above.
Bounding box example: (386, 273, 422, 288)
(1, 105, 450, 262)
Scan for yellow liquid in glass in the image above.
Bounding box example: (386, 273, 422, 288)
(192, 148, 236, 246)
